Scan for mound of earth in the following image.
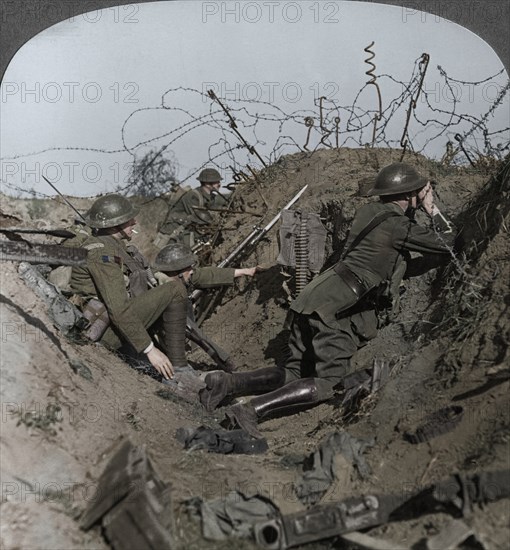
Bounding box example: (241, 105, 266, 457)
(0, 147, 508, 549)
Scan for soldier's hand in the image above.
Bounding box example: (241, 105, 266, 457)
(234, 266, 266, 278)
(419, 182, 435, 215)
(147, 347, 174, 380)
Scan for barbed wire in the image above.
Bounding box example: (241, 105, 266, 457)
(1, 58, 509, 199)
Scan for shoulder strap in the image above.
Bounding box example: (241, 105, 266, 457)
(192, 188, 205, 208)
(341, 211, 400, 260)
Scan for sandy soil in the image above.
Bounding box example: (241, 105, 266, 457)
(0, 147, 508, 549)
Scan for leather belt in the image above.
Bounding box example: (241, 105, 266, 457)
(334, 262, 368, 298)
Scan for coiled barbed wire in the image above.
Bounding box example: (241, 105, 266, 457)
(363, 41, 383, 147)
(1, 60, 508, 198)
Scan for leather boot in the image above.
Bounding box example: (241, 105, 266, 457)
(224, 377, 334, 438)
(200, 367, 285, 412)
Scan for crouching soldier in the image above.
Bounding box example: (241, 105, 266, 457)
(200, 163, 457, 437)
(69, 194, 189, 380)
(151, 242, 259, 368)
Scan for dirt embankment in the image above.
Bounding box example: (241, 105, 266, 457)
(1, 148, 508, 549)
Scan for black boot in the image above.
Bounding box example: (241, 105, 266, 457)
(200, 367, 285, 412)
(224, 377, 334, 438)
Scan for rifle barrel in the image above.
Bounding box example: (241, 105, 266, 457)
(42, 175, 87, 222)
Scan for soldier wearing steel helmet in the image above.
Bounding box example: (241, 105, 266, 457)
(151, 242, 260, 367)
(156, 168, 229, 249)
(200, 163, 457, 438)
(69, 194, 190, 381)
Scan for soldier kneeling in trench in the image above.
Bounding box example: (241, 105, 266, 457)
(69, 193, 258, 380)
(200, 162, 458, 438)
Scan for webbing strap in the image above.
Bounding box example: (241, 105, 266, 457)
(341, 211, 399, 260)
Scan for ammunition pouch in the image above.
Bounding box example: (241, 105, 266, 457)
(333, 263, 368, 299)
(153, 231, 170, 249)
(81, 298, 110, 342)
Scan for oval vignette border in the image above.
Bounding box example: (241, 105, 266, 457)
(0, 0, 508, 82)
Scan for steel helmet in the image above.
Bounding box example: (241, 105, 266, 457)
(367, 163, 428, 196)
(85, 194, 139, 229)
(153, 243, 198, 272)
(197, 168, 222, 183)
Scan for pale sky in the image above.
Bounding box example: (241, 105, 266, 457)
(0, 0, 508, 197)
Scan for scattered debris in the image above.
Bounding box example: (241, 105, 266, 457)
(404, 405, 464, 444)
(80, 440, 174, 550)
(69, 359, 93, 380)
(187, 490, 278, 541)
(1, 241, 87, 265)
(339, 531, 407, 550)
(176, 426, 268, 455)
(18, 261, 88, 334)
(296, 431, 375, 505)
(16, 403, 63, 436)
(254, 470, 510, 549)
(425, 519, 485, 550)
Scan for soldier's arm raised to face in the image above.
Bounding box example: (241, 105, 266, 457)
(393, 211, 456, 256)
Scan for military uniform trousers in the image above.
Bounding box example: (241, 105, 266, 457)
(100, 282, 186, 352)
(284, 306, 378, 386)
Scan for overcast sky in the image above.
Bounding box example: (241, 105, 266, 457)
(0, 0, 508, 197)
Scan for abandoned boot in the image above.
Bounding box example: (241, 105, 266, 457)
(224, 402, 262, 439)
(200, 367, 285, 412)
(223, 377, 334, 438)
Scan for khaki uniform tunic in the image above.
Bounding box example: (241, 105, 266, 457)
(70, 233, 235, 355)
(70, 234, 186, 353)
(157, 187, 228, 247)
(286, 201, 455, 384)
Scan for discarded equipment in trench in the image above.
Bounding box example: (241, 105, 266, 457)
(277, 209, 327, 296)
(1, 240, 87, 266)
(253, 469, 510, 549)
(18, 262, 89, 334)
(80, 440, 174, 550)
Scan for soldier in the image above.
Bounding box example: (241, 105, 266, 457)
(200, 163, 457, 437)
(155, 168, 228, 249)
(69, 194, 188, 380)
(152, 242, 259, 368)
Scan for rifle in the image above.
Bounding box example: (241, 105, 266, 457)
(186, 317, 235, 372)
(0, 241, 87, 266)
(0, 227, 76, 239)
(254, 469, 510, 549)
(42, 175, 87, 222)
(190, 184, 308, 312)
